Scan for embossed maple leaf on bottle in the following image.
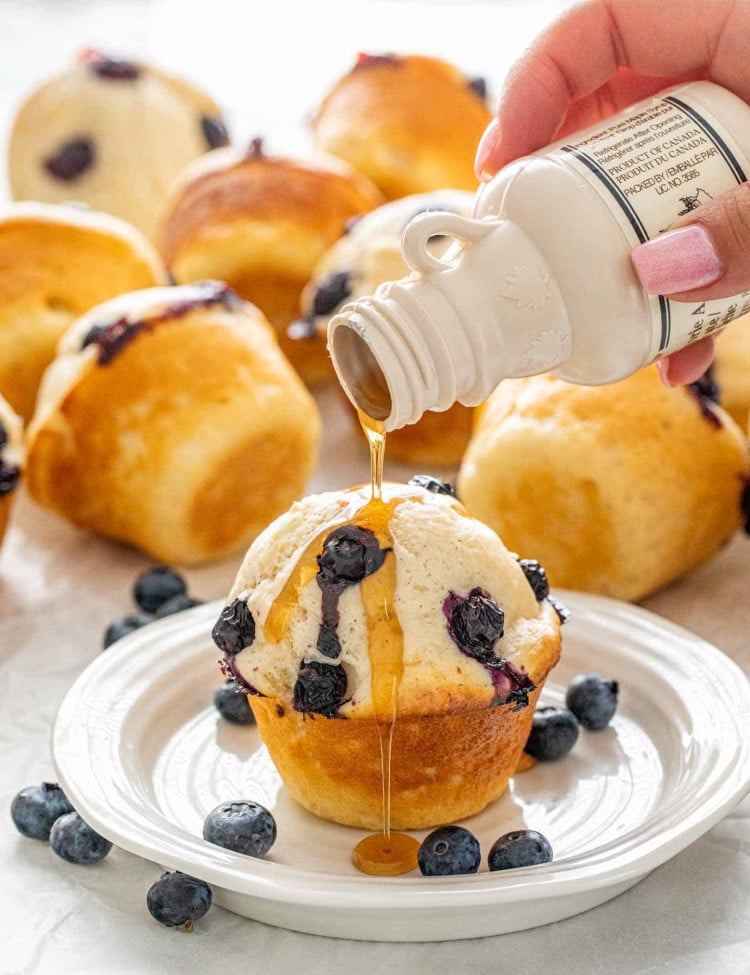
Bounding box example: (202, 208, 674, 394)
(327, 81, 750, 431)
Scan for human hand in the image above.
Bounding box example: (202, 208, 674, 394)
(474, 0, 750, 385)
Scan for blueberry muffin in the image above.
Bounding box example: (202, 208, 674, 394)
(294, 189, 476, 465)
(212, 481, 562, 829)
(157, 139, 385, 385)
(458, 367, 750, 602)
(0, 394, 23, 547)
(313, 53, 492, 200)
(26, 282, 320, 564)
(9, 49, 230, 239)
(0, 201, 166, 421)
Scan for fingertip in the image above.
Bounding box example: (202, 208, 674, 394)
(474, 118, 502, 181)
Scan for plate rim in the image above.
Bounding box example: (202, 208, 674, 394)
(52, 591, 750, 912)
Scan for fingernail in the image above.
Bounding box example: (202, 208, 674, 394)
(474, 118, 501, 181)
(631, 225, 723, 294)
(656, 357, 675, 386)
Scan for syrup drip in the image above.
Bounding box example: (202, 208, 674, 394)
(358, 410, 386, 501)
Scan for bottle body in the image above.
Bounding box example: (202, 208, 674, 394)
(327, 81, 750, 430)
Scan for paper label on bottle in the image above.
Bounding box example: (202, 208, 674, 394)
(556, 93, 750, 358)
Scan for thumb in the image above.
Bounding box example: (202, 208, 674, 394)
(631, 182, 750, 301)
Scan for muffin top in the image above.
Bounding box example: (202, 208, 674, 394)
(213, 481, 562, 720)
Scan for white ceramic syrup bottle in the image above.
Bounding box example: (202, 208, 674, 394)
(327, 80, 750, 430)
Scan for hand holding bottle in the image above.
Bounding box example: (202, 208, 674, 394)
(475, 0, 750, 385)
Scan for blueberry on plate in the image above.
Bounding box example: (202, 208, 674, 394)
(146, 871, 212, 928)
(49, 811, 113, 864)
(203, 800, 276, 857)
(488, 829, 552, 871)
(102, 613, 152, 649)
(133, 566, 187, 613)
(565, 673, 619, 730)
(11, 783, 74, 840)
(154, 595, 203, 618)
(213, 680, 256, 725)
(417, 825, 481, 876)
(524, 706, 579, 761)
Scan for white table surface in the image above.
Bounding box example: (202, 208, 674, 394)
(1, 1, 749, 972)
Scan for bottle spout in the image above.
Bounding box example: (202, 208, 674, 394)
(329, 317, 393, 422)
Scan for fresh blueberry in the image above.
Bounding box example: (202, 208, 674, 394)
(467, 75, 487, 100)
(133, 566, 187, 613)
(293, 660, 347, 717)
(49, 811, 112, 864)
(312, 270, 351, 317)
(212, 598, 255, 655)
(317, 525, 386, 584)
(203, 800, 276, 857)
(213, 680, 256, 725)
(44, 138, 95, 181)
(444, 588, 504, 665)
(518, 559, 549, 601)
(11, 783, 74, 840)
(200, 115, 230, 149)
(488, 829, 553, 871)
(417, 825, 481, 876)
(155, 595, 203, 618)
(408, 474, 456, 497)
(146, 871, 212, 928)
(102, 613, 152, 649)
(565, 674, 619, 730)
(89, 56, 140, 80)
(524, 706, 579, 761)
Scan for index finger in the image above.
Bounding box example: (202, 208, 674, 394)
(480, 0, 748, 172)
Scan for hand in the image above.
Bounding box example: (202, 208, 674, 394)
(474, 0, 750, 385)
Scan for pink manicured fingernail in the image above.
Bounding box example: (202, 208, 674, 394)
(475, 119, 501, 181)
(631, 225, 723, 294)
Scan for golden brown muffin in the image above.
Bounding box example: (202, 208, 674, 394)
(157, 140, 385, 385)
(0, 201, 166, 421)
(9, 49, 229, 239)
(213, 482, 562, 829)
(313, 53, 492, 200)
(294, 189, 477, 465)
(0, 394, 24, 547)
(458, 368, 749, 602)
(713, 315, 750, 427)
(26, 282, 321, 565)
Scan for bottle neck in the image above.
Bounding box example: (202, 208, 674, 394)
(328, 216, 572, 431)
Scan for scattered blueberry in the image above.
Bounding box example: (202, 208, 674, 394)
(565, 674, 618, 730)
(408, 474, 456, 497)
(11, 783, 74, 840)
(102, 613, 152, 649)
(293, 660, 347, 717)
(518, 559, 549, 601)
(201, 115, 230, 149)
(312, 270, 351, 317)
(213, 679, 256, 725)
(444, 587, 504, 665)
(212, 598, 255, 655)
(488, 830, 553, 871)
(418, 825, 481, 876)
(0, 460, 20, 496)
(133, 567, 188, 613)
(203, 801, 276, 857)
(317, 525, 386, 584)
(49, 812, 112, 864)
(155, 594, 203, 618)
(146, 871, 212, 928)
(524, 706, 579, 762)
(44, 138, 95, 181)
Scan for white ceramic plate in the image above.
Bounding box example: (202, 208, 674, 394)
(52, 593, 750, 942)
